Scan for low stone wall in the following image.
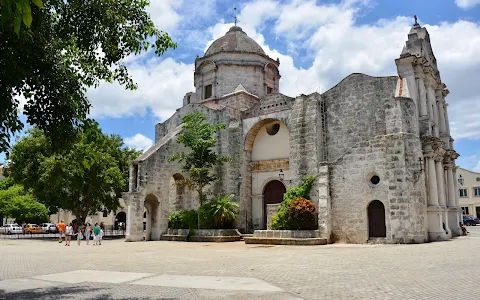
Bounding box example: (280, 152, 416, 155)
(253, 230, 321, 238)
(161, 228, 241, 242)
(244, 230, 327, 245)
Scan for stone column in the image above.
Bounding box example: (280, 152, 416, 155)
(426, 86, 439, 136)
(445, 162, 461, 236)
(414, 62, 428, 117)
(453, 165, 462, 227)
(435, 156, 451, 239)
(424, 142, 446, 241)
(443, 90, 451, 135)
(436, 88, 447, 135)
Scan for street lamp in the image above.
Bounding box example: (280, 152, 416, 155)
(458, 175, 464, 186)
(412, 157, 424, 183)
(279, 169, 291, 183)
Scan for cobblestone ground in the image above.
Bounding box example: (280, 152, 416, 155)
(1, 227, 479, 300)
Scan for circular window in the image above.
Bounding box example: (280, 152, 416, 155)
(370, 175, 380, 185)
(266, 123, 280, 136)
(476, 177, 480, 182)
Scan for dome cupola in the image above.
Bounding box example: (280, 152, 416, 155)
(205, 26, 265, 56)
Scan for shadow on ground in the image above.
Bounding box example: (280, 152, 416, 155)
(0, 286, 178, 300)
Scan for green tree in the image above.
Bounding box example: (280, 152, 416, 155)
(8, 121, 141, 224)
(1, 0, 44, 35)
(6, 195, 49, 224)
(168, 112, 231, 206)
(0, 183, 49, 223)
(0, 0, 176, 153)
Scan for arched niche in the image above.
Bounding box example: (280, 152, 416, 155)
(169, 173, 187, 212)
(249, 120, 289, 161)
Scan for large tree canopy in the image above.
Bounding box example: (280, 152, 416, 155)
(8, 121, 141, 223)
(0, 0, 176, 152)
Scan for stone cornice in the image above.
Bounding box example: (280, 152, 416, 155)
(422, 136, 443, 149)
(395, 54, 416, 66)
(250, 159, 289, 172)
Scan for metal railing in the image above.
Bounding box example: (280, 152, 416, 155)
(0, 229, 125, 239)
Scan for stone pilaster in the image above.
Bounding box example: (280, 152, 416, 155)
(414, 59, 428, 117)
(423, 138, 447, 241)
(424, 70, 439, 137)
(444, 156, 461, 236)
(435, 86, 447, 135)
(435, 150, 450, 238)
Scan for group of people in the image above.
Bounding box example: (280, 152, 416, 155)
(56, 220, 104, 246)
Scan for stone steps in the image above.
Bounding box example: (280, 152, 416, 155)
(244, 237, 327, 245)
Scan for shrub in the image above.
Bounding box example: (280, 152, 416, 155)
(271, 198, 317, 230)
(198, 194, 238, 229)
(168, 210, 198, 229)
(271, 174, 318, 230)
(283, 174, 315, 202)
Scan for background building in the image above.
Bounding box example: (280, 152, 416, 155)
(457, 167, 480, 218)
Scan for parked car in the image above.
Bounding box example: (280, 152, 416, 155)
(0, 224, 23, 235)
(41, 223, 57, 233)
(462, 216, 480, 226)
(24, 224, 43, 234)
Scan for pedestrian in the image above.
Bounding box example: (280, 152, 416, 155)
(99, 222, 104, 245)
(57, 220, 66, 243)
(76, 224, 84, 246)
(460, 222, 469, 235)
(65, 223, 73, 246)
(93, 223, 101, 246)
(85, 223, 92, 245)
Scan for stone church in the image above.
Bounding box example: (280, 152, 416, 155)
(122, 19, 462, 244)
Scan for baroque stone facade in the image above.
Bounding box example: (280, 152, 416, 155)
(122, 21, 461, 244)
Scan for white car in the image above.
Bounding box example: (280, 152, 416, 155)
(41, 223, 57, 233)
(1, 224, 23, 235)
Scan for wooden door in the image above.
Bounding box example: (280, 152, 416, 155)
(263, 180, 286, 229)
(368, 200, 386, 238)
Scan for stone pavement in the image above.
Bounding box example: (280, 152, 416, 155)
(1, 227, 480, 299)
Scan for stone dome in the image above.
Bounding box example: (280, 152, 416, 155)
(205, 26, 265, 56)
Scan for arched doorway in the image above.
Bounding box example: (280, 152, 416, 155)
(144, 194, 159, 241)
(115, 212, 126, 230)
(263, 180, 286, 229)
(368, 200, 386, 238)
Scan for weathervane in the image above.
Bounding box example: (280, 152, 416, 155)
(232, 7, 238, 26)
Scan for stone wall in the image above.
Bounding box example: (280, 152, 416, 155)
(321, 74, 427, 243)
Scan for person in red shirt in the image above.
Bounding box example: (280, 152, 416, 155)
(57, 220, 66, 243)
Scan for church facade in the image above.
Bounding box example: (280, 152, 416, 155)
(122, 20, 462, 244)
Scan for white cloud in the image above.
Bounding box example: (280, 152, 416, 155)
(473, 161, 480, 172)
(455, 0, 480, 8)
(124, 134, 154, 151)
(87, 57, 193, 121)
(147, 0, 182, 31)
(89, 0, 480, 143)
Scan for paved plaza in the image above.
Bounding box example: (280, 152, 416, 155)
(1, 227, 479, 300)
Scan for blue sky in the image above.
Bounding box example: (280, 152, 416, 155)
(3, 0, 480, 172)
